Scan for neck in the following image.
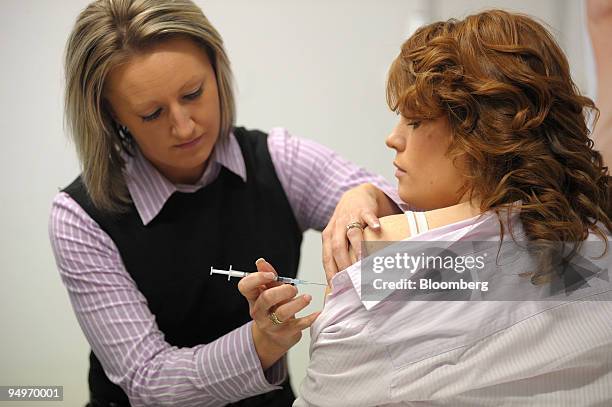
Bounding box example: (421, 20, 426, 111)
(424, 199, 483, 230)
(162, 160, 208, 185)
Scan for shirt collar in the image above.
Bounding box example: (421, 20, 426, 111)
(123, 131, 246, 225)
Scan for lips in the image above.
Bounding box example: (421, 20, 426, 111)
(175, 135, 202, 148)
(394, 161, 407, 177)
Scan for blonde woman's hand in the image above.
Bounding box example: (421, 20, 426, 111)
(237, 259, 319, 370)
(322, 183, 401, 284)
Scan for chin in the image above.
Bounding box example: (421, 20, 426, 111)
(193, 142, 215, 163)
(397, 187, 413, 207)
(398, 190, 435, 211)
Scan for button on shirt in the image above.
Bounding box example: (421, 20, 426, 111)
(49, 128, 404, 407)
(295, 210, 612, 406)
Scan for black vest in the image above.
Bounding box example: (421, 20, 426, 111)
(64, 128, 302, 406)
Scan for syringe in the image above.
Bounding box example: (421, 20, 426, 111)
(210, 266, 327, 286)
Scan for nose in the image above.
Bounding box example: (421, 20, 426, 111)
(169, 104, 196, 140)
(385, 123, 405, 152)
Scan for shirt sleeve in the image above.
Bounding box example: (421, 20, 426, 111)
(293, 285, 393, 407)
(297, 289, 612, 406)
(267, 128, 407, 231)
(49, 192, 286, 407)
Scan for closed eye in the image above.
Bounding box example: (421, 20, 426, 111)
(140, 85, 203, 122)
(184, 86, 203, 100)
(142, 109, 161, 122)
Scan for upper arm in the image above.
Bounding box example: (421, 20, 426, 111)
(360, 214, 410, 257)
(49, 193, 167, 384)
(49, 194, 203, 405)
(363, 214, 409, 241)
(342, 214, 409, 277)
(267, 128, 397, 231)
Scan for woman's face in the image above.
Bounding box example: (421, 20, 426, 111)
(386, 115, 468, 210)
(105, 37, 221, 184)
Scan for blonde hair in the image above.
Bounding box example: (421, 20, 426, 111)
(64, 0, 235, 211)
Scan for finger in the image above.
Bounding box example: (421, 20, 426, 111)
(292, 311, 321, 331)
(331, 218, 352, 272)
(255, 258, 277, 275)
(253, 284, 298, 317)
(322, 227, 339, 285)
(273, 294, 312, 322)
(264, 292, 298, 320)
(273, 293, 298, 309)
(348, 245, 359, 264)
(238, 271, 277, 301)
(255, 258, 282, 288)
(346, 226, 364, 260)
(362, 211, 381, 230)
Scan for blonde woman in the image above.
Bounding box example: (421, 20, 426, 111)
(48, 1, 404, 406)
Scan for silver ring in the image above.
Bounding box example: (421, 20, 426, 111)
(346, 221, 365, 232)
(268, 311, 283, 325)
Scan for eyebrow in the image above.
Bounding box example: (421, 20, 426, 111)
(131, 75, 204, 112)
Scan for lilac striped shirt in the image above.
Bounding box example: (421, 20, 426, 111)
(49, 127, 402, 406)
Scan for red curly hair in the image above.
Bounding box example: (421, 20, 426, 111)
(387, 10, 612, 283)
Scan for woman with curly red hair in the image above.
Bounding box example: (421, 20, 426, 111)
(277, 9, 612, 405)
(381, 9, 612, 284)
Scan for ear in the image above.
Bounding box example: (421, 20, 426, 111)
(102, 98, 121, 125)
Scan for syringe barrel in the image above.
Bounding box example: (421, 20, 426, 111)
(228, 270, 248, 278)
(276, 276, 297, 284)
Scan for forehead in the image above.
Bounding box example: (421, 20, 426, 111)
(105, 37, 213, 110)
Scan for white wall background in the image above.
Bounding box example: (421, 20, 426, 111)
(0, 1, 596, 405)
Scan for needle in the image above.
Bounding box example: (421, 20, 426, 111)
(210, 266, 327, 286)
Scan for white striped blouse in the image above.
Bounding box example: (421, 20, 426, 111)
(296, 210, 612, 406)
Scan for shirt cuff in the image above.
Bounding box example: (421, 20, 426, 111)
(195, 321, 285, 403)
(263, 353, 288, 386)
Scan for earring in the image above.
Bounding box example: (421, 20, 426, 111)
(117, 124, 134, 154)
(118, 124, 130, 140)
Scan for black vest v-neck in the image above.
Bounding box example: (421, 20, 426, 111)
(64, 127, 302, 406)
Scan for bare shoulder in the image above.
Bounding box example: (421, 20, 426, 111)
(361, 214, 409, 258)
(363, 214, 409, 242)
